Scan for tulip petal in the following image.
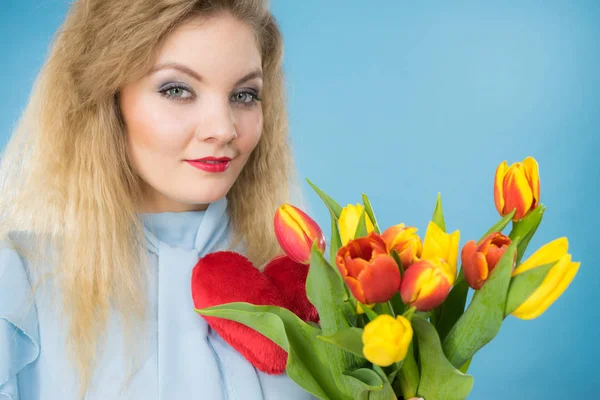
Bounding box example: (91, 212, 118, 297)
(381, 223, 406, 248)
(502, 165, 534, 220)
(401, 260, 452, 311)
(344, 276, 367, 304)
(274, 204, 326, 264)
(414, 273, 452, 311)
(274, 210, 312, 264)
(512, 255, 580, 319)
(401, 261, 431, 304)
(362, 315, 413, 366)
(522, 157, 540, 209)
(466, 252, 488, 290)
(343, 255, 371, 280)
(513, 237, 568, 276)
(339, 204, 375, 245)
(422, 222, 460, 280)
(284, 205, 323, 242)
(447, 230, 460, 280)
(485, 244, 508, 274)
(494, 161, 508, 216)
(461, 240, 477, 265)
(358, 254, 401, 303)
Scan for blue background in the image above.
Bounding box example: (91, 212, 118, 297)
(1, 1, 598, 399)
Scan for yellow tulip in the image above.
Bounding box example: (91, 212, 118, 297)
(511, 238, 580, 320)
(362, 314, 413, 367)
(338, 204, 374, 245)
(420, 221, 460, 282)
(381, 223, 423, 269)
(494, 157, 540, 221)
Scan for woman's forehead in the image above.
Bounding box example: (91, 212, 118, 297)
(152, 14, 262, 82)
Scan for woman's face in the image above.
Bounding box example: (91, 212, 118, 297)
(119, 14, 264, 212)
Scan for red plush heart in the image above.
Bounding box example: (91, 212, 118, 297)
(191, 251, 319, 374)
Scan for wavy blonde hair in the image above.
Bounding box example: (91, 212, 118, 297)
(0, 0, 295, 394)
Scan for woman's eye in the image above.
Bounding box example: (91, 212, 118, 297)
(159, 84, 194, 101)
(232, 90, 262, 106)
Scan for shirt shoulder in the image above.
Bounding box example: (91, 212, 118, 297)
(0, 237, 41, 399)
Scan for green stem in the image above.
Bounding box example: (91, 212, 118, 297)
(403, 306, 417, 320)
(393, 341, 419, 398)
(388, 300, 396, 317)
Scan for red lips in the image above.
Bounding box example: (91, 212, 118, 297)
(186, 157, 232, 173)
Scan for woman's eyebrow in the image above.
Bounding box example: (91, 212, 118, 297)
(149, 62, 263, 85)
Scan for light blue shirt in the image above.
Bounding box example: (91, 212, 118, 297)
(0, 197, 315, 400)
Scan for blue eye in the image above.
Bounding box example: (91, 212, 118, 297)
(159, 83, 194, 101)
(231, 90, 262, 107)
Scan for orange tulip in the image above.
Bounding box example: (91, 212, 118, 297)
(274, 204, 326, 264)
(494, 157, 540, 221)
(336, 233, 401, 304)
(381, 223, 422, 269)
(461, 232, 513, 290)
(400, 258, 453, 311)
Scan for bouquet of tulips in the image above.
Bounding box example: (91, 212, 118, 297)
(196, 157, 580, 400)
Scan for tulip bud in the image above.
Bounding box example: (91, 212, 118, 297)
(336, 233, 401, 304)
(511, 238, 580, 320)
(421, 221, 460, 282)
(362, 314, 413, 367)
(274, 204, 326, 264)
(400, 258, 453, 311)
(338, 204, 375, 245)
(494, 157, 540, 221)
(462, 232, 513, 290)
(381, 223, 422, 269)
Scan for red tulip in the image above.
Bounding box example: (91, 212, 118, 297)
(336, 233, 401, 304)
(462, 232, 512, 290)
(274, 204, 326, 264)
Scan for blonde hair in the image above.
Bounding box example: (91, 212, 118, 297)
(0, 0, 295, 394)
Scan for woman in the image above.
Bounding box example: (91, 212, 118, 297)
(0, 0, 423, 399)
(0, 0, 311, 398)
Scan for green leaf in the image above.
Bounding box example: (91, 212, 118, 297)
(510, 205, 545, 265)
(504, 261, 556, 316)
(358, 302, 378, 322)
(432, 193, 447, 232)
(196, 303, 333, 399)
(389, 292, 407, 317)
(307, 242, 353, 335)
(329, 211, 343, 267)
(318, 327, 366, 358)
(442, 240, 520, 368)
(306, 243, 369, 398)
(354, 208, 369, 239)
(390, 250, 405, 277)
(343, 368, 382, 391)
(436, 276, 469, 343)
(393, 342, 419, 399)
(361, 193, 381, 234)
(373, 302, 393, 317)
(371, 365, 398, 400)
(459, 358, 472, 374)
(307, 178, 343, 219)
(481, 209, 516, 237)
(412, 316, 474, 400)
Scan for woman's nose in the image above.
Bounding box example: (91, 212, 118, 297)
(194, 100, 237, 144)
